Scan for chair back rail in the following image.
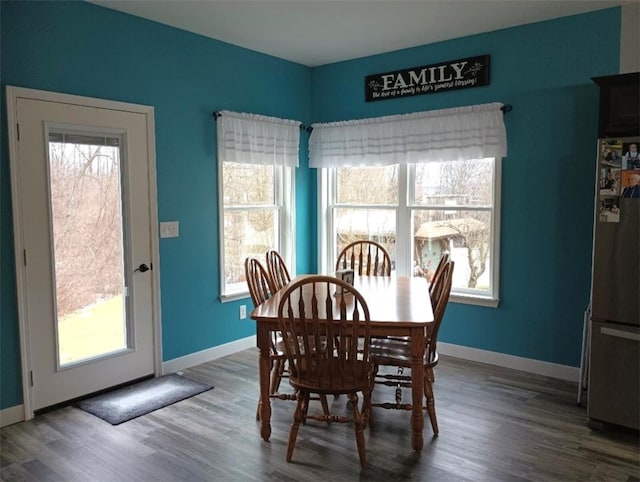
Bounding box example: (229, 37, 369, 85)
(428, 252, 450, 298)
(266, 249, 291, 291)
(335, 240, 392, 276)
(245, 257, 276, 307)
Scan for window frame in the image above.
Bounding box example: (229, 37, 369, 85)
(318, 158, 501, 307)
(219, 161, 295, 301)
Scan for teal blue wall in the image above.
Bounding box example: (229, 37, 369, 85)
(0, 1, 312, 409)
(311, 9, 620, 366)
(0, 2, 621, 411)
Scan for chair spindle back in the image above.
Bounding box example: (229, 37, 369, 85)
(335, 240, 392, 276)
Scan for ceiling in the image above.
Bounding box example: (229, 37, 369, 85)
(89, 0, 627, 67)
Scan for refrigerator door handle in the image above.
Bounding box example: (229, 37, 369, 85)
(601, 326, 640, 342)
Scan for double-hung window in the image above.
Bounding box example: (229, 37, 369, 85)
(313, 103, 506, 306)
(217, 111, 300, 299)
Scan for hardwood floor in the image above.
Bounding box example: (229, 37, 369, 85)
(1, 349, 638, 481)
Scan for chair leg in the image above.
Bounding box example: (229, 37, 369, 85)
(301, 391, 311, 425)
(368, 363, 378, 430)
(320, 394, 331, 422)
(350, 392, 367, 468)
(270, 359, 282, 395)
(424, 367, 438, 436)
(255, 398, 261, 421)
(287, 391, 308, 463)
(362, 383, 372, 432)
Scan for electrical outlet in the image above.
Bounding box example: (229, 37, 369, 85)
(239, 305, 247, 319)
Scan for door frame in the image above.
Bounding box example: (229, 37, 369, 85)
(6, 86, 163, 420)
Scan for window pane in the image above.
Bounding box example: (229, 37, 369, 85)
(224, 209, 276, 292)
(223, 162, 275, 205)
(335, 208, 396, 267)
(414, 159, 493, 206)
(336, 165, 398, 205)
(413, 209, 491, 293)
(48, 140, 127, 366)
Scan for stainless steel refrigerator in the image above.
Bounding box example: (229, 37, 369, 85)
(587, 136, 640, 430)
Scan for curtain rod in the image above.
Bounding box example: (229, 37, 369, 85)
(212, 111, 310, 132)
(213, 104, 512, 134)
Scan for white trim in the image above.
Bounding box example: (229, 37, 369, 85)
(162, 336, 256, 374)
(491, 156, 502, 302)
(145, 107, 163, 379)
(5, 86, 162, 419)
(0, 405, 25, 428)
(7, 86, 36, 419)
(219, 291, 252, 303)
(438, 342, 580, 382)
(450, 294, 499, 308)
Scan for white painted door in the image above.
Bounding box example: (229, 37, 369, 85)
(7, 88, 160, 413)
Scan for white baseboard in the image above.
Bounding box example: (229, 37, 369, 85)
(438, 342, 580, 382)
(162, 336, 256, 374)
(0, 404, 24, 428)
(162, 336, 579, 383)
(0, 338, 578, 427)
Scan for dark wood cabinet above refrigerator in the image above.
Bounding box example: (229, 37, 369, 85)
(592, 72, 640, 138)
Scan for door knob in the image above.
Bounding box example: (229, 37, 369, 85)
(134, 263, 150, 273)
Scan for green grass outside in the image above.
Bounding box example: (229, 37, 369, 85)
(58, 295, 126, 365)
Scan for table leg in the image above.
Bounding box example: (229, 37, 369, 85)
(410, 327, 425, 450)
(257, 323, 272, 441)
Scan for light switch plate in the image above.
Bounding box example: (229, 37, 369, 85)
(160, 221, 179, 238)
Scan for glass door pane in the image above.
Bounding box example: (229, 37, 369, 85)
(48, 132, 127, 366)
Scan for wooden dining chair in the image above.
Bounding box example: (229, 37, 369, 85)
(244, 257, 290, 417)
(278, 275, 373, 467)
(428, 252, 450, 299)
(245, 256, 275, 307)
(335, 240, 392, 276)
(245, 257, 331, 421)
(266, 248, 291, 291)
(368, 260, 454, 436)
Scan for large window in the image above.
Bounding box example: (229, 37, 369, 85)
(217, 111, 300, 300)
(220, 162, 294, 298)
(321, 157, 500, 306)
(312, 103, 506, 306)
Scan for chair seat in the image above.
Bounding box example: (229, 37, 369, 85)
(274, 335, 328, 356)
(289, 359, 371, 395)
(370, 338, 438, 368)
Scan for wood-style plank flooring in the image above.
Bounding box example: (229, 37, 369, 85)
(1, 349, 639, 481)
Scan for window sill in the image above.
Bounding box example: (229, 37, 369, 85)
(220, 289, 499, 308)
(219, 291, 251, 303)
(450, 293, 499, 308)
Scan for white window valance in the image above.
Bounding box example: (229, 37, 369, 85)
(217, 110, 301, 167)
(309, 102, 507, 168)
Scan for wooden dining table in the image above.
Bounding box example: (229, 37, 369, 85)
(250, 274, 434, 451)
